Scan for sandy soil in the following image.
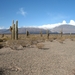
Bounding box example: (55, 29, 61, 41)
(0, 39, 75, 75)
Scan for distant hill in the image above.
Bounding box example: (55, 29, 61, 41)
(0, 27, 55, 34)
(0, 29, 10, 34)
(1, 24, 75, 34)
(51, 24, 75, 33)
(18, 27, 49, 34)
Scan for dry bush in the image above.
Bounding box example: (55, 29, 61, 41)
(0, 36, 10, 42)
(0, 39, 3, 42)
(70, 38, 75, 41)
(36, 43, 44, 49)
(58, 40, 63, 43)
(49, 39, 53, 42)
(5, 40, 32, 49)
(0, 44, 4, 49)
(27, 35, 45, 45)
(18, 40, 33, 47)
(30, 36, 38, 41)
(45, 38, 53, 42)
(45, 39, 49, 41)
(57, 37, 66, 44)
(5, 40, 23, 46)
(10, 44, 24, 50)
(61, 37, 66, 41)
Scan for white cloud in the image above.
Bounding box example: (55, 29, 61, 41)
(37, 20, 75, 29)
(22, 20, 75, 29)
(62, 20, 67, 24)
(69, 20, 75, 25)
(17, 8, 27, 16)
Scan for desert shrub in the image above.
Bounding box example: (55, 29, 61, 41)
(0, 44, 4, 49)
(49, 39, 53, 42)
(1, 34, 4, 38)
(58, 38, 65, 43)
(70, 38, 75, 41)
(59, 40, 63, 43)
(36, 43, 44, 49)
(0, 36, 10, 42)
(0, 39, 3, 42)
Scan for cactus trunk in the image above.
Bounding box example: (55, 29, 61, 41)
(12, 24, 15, 40)
(60, 31, 63, 38)
(47, 30, 49, 39)
(10, 20, 18, 40)
(70, 33, 71, 38)
(26, 30, 29, 37)
(15, 21, 18, 40)
(40, 30, 42, 37)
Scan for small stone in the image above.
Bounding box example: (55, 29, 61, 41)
(16, 45, 23, 50)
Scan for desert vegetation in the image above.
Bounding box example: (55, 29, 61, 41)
(0, 21, 75, 75)
(0, 33, 75, 49)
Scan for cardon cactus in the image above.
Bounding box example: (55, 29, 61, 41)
(15, 20, 18, 40)
(10, 20, 18, 40)
(47, 30, 49, 39)
(11, 20, 15, 40)
(40, 30, 43, 37)
(1, 34, 4, 38)
(60, 31, 63, 37)
(26, 30, 29, 37)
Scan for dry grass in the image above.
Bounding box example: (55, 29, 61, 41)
(0, 34, 75, 49)
(57, 37, 66, 44)
(58, 40, 64, 43)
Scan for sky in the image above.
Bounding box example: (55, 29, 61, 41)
(0, 0, 75, 29)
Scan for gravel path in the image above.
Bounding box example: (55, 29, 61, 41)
(0, 39, 75, 75)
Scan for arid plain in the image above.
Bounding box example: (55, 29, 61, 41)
(0, 34, 75, 75)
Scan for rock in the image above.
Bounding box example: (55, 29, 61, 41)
(10, 45, 23, 50)
(16, 45, 23, 50)
(31, 41, 38, 45)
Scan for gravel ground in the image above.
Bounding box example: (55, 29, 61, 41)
(0, 39, 75, 75)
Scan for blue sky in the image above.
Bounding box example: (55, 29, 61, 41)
(0, 0, 75, 29)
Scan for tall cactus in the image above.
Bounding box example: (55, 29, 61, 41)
(15, 20, 18, 40)
(47, 30, 49, 39)
(26, 30, 29, 37)
(10, 20, 18, 40)
(12, 24, 15, 40)
(1, 34, 4, 38)
(12, 20, 14, 24)
(40, 30, 43, 37)
(10, 26, 12, 39)
(70, 33, 71, 38)
(60, 28, 63, 38)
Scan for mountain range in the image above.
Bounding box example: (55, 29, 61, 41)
(0, 24, 75, 34)
(0, 27, 51, 34)
(51, 24, 75, 33)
